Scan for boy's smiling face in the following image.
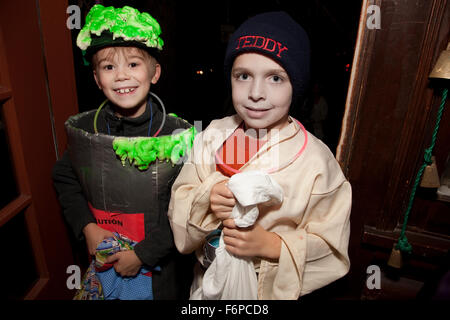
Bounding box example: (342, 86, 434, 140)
(93, 47, 160, 118)
(231, 53, 293, 132)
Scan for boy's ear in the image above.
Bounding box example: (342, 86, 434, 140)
(93, 70, 102, 90)
(151, 64, 161, 84)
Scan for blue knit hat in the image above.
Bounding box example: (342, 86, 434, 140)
(224, 11, 310, 101)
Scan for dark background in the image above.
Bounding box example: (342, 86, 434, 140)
(69, 0, 362, 152)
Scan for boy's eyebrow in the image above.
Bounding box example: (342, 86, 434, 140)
(126, 55, 146, 60)
(232, 67, 248, 72)
(96, 58, 112, 65)
(232, 66, 288, 75)
(264, 68, 288, 75)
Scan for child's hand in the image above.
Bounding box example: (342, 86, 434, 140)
(82, 223, 115, 255)
(105, 250, 143, 277)
(222, 219, 281, 260)
(210, 180, 235, 221)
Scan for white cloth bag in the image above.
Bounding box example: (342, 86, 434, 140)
(191, 171, 283, 300)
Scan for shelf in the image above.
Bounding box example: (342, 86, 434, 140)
(362, 225, 450, 258)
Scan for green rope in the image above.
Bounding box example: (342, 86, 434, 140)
(396, 88, 448, 254)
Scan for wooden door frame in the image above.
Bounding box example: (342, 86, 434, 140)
(0, 0, 79, 299)
(0, 28, 49, 298)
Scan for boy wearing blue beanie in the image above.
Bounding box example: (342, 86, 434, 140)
(169, 12, 351, 299)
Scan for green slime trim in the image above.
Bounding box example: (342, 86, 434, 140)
(113, 126, 197, 170)
(77, 4, 164, 51)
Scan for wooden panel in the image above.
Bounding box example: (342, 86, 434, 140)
(342, 0, 449, 251)
(37, 0, 79, 158)
(0, 85, 12, 102)
(0, 194, 32, 227)
(0, 24, 50, 298)
(337, 0, 380, 173)
(379, 0, 449, 232)
(338, 0, 450, 298)
(0, 209, 40, 299)
(348, 0, 435, 229)
(0, 0, 75, 299)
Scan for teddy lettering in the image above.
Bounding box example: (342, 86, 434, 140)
(235, 35, 288, 58)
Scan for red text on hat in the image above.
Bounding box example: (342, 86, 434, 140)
(235, 35, 288, 58)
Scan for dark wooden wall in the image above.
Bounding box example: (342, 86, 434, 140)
(338, 0, 450, 299)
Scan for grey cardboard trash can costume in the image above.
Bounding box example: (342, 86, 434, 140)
(65, 106, 196, 241)
(53, 4, 199, 299)
(65, 99, 197, 300)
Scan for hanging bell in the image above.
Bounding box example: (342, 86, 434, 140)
(420, 156, 441, 188)
(387, 245, 403, 268)
(429, 42, 450, 80)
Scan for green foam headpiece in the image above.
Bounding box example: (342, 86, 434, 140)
(77, 4, 164, 61)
